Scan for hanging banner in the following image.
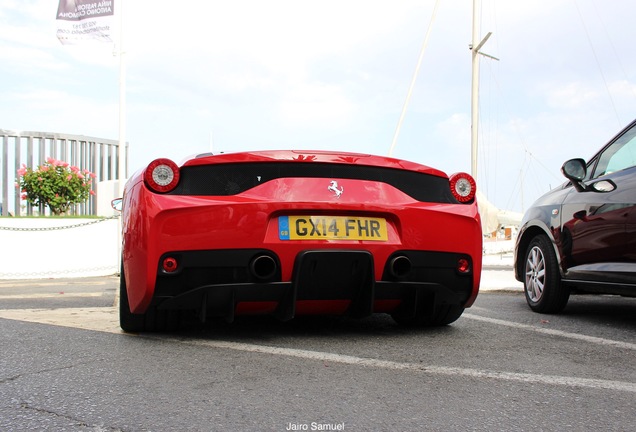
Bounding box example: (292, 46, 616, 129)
(56, 0, 115, 45)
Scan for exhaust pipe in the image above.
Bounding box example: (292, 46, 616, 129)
(389, 255, 411, 279)
(249, 254, 277, 280)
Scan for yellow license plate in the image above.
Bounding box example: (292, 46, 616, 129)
(279, 216, 388, 241)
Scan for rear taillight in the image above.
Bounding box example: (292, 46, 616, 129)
(144, 158, 180, 193)
(162, 257, 178, 273)
(449, 172, 476, 203)
(457, 258, 471, 274)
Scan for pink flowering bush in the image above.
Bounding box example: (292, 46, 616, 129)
(17, 157, 96, 215)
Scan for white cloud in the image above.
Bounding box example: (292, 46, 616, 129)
(0, 43, 67, 71)
(2, 88, 118, 137)
(546, 82, 602, 109)
(278, 82, 356, 126)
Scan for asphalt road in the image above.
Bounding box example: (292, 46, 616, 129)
(1, 274, 635, 432)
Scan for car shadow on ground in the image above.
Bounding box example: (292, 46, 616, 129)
(559, 295, 636, 328)
(168, 313, 459, 342)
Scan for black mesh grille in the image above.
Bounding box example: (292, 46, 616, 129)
(168, 162, 457, 203)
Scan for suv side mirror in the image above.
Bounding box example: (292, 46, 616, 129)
(561, 158, 586, 181)
(561, 158, 616, 193)
(561, 158, 587, 192)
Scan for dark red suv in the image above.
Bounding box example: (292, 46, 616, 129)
(514, 119, 636, 313)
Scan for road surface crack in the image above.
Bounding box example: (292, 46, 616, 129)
(19, 402, 125, 432)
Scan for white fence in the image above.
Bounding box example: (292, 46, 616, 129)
(1, 130, 127, 217)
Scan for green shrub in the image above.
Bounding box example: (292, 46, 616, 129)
(17, 157, 96, 215)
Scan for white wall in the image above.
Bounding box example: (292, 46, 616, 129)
(0, 218, 120, 279)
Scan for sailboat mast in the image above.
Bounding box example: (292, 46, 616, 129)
(470, 0, 480, 179)
(470, 0, 498, 179)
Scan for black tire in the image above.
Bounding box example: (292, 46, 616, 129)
(523, 235, 569, 313)
(119, 265, 146, 332)
(392, 304, 465, 327)
(119, 264, 181, 332)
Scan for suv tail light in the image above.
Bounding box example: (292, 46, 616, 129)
(144, 158, 180, 193)
(449, 172, 476, 203)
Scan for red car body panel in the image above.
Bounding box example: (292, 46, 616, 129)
(120, 150, 482, 327)
(180, 150, 449, 177)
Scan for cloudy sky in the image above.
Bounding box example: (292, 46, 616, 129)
(2, 0, 636, 213)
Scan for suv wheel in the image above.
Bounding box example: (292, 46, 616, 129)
(523, 235, 570, 313)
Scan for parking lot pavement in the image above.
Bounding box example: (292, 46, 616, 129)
(479, 251, 523, 292)
(0, 276, 118, 292)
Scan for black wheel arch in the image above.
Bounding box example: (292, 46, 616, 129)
(515, 223, 564, 282)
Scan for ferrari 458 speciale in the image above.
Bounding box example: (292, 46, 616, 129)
(116, 150, 482, 332)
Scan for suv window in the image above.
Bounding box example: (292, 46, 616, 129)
(592, 124, 636, 178)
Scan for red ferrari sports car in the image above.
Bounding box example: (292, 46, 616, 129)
(117, 150, 482, 332)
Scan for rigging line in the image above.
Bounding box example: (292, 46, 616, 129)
(513, 154, 537, 211)
(479, 1, 500, 203)
(574, 0, 622, 127)
(388, 0, 442, 157)
(590, 0, 636, 100)
(503, 152, 526, 211)
(482, 64, 560, 183)
(505, 151, 538, 212)
(479, 60, 500, 202)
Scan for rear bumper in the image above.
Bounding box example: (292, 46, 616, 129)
(121, 182, 483, 314)
(149, 249, 476, 321)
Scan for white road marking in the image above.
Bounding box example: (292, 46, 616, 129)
(1, 307, 635, 393)
(463, 313, 636, 351)
(158, 337, 636, 394)
(0, 280, 109, 288)
(0, 293, 104, 299)
(0, 307, 121, 333)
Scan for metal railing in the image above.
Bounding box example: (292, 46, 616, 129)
(1, 130, 127, 216)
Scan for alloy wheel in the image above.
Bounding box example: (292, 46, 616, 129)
(525, 245, 545, 303)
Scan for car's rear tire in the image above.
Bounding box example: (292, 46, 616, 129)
(523, 235, 569, 313)
(392, 304, 464, 327)
(119, 264, 181, 332)
(119, 266, 146, 332)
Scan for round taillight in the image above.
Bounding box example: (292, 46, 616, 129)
(449, 172, 476, 203)
(145, 158, 180, 193)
